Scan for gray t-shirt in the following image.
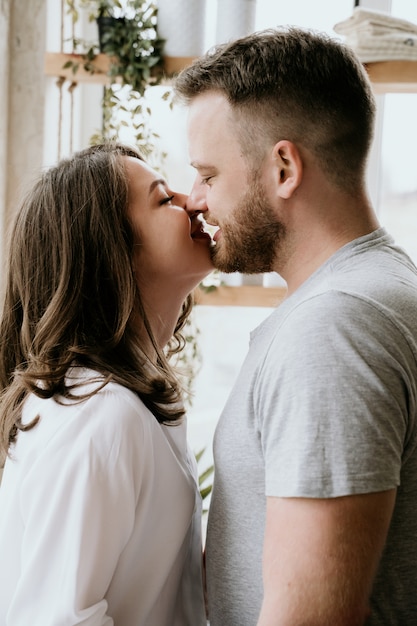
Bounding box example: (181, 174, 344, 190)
(206, 228, 417, 626)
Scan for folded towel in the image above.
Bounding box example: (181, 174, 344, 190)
(334, 7, 417, 37)
(334, 7, 417, 63)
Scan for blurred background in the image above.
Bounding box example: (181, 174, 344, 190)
(1, 0, 416, 481)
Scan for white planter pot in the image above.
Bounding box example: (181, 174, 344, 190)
(157, 0, 207, 57)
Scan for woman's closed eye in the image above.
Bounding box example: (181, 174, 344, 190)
(160, 194, 175, 205)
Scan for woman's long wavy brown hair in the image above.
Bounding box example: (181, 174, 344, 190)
(0, 143, 193, 459)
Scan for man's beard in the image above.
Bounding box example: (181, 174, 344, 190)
(210, 178, 285, 274)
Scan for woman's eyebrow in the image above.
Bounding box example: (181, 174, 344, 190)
(149, 178, 168, 195)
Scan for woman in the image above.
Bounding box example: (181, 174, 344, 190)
(0, 143, 213, 625)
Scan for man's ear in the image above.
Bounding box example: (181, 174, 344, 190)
(272, 140, 303, 199)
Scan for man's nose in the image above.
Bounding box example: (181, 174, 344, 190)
(185, 176, 208, 215)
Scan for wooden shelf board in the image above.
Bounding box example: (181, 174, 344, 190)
(194, 285, 287, 308)
(45, 54, 417, 93)
(44, 52, 111, 84)
(163, 56, 195, 75)
(365, 60, 417, 93)
(44, 52, 195, 85)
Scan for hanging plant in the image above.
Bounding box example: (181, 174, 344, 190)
(64, 0, 170, 169)
(65, 0, 164, 96)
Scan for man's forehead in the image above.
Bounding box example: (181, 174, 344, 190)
(188, 91, 231, 125)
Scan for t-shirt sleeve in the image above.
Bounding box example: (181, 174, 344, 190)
(255, 291, 413, 498)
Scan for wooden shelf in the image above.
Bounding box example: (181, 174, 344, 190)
(44, 52, 111, 84)
(45, 53, 417, 93)
(194, 285, 287, 308)
(44, 52, 195, 85)
(365, 60, 417, 93)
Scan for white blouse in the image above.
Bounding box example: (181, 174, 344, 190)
(0, 369, 206, 626)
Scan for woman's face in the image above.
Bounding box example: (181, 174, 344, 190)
(125, 157, 214, 297)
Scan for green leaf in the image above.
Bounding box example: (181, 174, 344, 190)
(200, 485, 213, 501)
(199, 465, 214, 486)
(195, 448, 205, 463)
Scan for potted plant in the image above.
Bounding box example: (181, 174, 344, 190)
(64, 0, 168, 168)
(65, 0, 164, 96)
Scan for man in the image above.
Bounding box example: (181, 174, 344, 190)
(175, 27, 417, 626)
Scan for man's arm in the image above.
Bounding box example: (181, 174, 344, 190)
(257, 489, 396, 626)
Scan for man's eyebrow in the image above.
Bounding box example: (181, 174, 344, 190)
(190, 161, 215, 171)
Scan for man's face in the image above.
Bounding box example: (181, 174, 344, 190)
(187, 92, 284, 274)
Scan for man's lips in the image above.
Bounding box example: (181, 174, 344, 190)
(213, 228, 221, 242)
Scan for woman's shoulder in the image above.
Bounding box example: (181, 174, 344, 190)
(67, 367, 155, 433)
(19, 367, 158, 466)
